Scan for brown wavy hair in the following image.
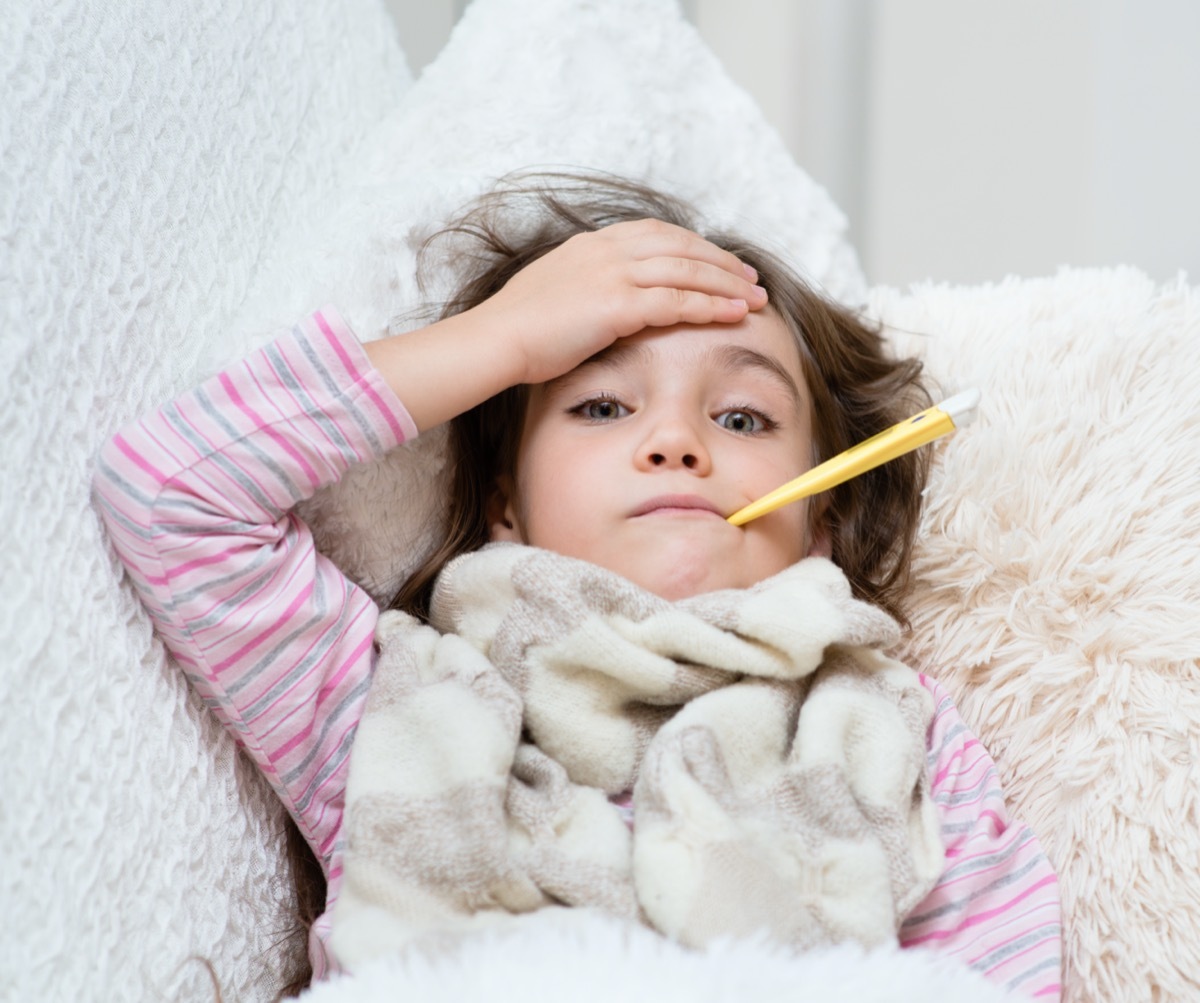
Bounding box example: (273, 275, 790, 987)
(391, 170, 932, 625)
(280, 170, 932, 994)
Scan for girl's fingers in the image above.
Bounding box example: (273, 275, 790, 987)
(608, 219, 755, 282)
(637, 288, 754, 329)
(630, 256, 767, 306)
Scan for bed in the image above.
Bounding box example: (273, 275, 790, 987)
(4, 0, 1197, 999)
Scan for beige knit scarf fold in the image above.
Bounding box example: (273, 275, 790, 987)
(331, 544, 943, 971)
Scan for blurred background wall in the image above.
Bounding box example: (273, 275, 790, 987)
(385, 0, 1199, 289)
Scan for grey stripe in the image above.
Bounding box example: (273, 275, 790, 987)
(225, 566, 353, 700)
(94, 455, 160, 515)
(1003, 951, 1062, 992)
(195, 387, 306, 509)
(925, 715, 972, 770)
(169, 392, 294, 517)
(172, 544, 278, 619)
(935, 768, 997, 808)
(92, 485, 155, 542)
(938, 816, 996, 837)
(289, 681, 371, 813)
(151, 515, 265, 536)
(902, 851, 1047, 927)
(972, 923, 1061, 972)
(938, 838, 1042, 886)
(277, 337, 384, 458)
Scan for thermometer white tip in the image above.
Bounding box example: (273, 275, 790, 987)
(939, 387, 982, 427)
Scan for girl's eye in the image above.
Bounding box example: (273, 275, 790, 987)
(576, 398, 629, 421)
(716, 409, 768, 434)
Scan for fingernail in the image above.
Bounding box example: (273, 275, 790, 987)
(743, 263, 758, 281)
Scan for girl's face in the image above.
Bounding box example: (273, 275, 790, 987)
(489, 310, 830, 600)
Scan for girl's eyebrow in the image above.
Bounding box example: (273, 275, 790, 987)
(541, 339, 652, 395)
(711, 344, 805, 411)
(543, 338, 805, 410)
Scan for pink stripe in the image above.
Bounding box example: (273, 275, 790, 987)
(904, 874, 1058, 946)
(312, 310, 364, 383)
(313, 309, 410, 443)
(251, 599, 368, 739)
(318, 811, 343, 859)
(932, 737, 985, 787)
(252, 351, 359, 478)
(306, 720, 359, 825)
(927, 697, 958, 735)
(921, 677, 957, 728)
(169, 393, 222, 457)
(976, 808, 1007, 834)
(318, 819, 340, 858)
(316, 633, 371, 704)
(252, 637, 339, 736)
(1034, 985, 1062, 998)
(305, 714, 360, 790)
(113, 433, 170, 485)
(165, 542, 245, 580)
(210, 578, 315, 675)
(182, 402, 280, 508)
(936, 791, 1004, 829)
(934, 790, 999, 828)
(267, 637, 369, 764)
(190, 522, 311, 644)
(271, 717, 316, 766)
(219, 371, 321, 490)
(264, 627, 363, 761)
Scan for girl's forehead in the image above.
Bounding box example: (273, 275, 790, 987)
(568, 312, 806, 390)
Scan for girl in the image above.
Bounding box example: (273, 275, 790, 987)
(93, 173, 1061, 998)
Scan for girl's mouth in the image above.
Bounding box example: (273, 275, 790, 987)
(630, 495, 723, 518)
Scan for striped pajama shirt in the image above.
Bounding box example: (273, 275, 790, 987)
(93, 307, 1061, 998)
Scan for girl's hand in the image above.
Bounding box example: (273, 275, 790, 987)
(472, 219, 768, 385)
(365, 219, 767, 432)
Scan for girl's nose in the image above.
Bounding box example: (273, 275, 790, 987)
(635, 416, 711, 474)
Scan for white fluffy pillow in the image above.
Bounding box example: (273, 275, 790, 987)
(872, 267, 1200, 1003)
(232, 0, 865, 605)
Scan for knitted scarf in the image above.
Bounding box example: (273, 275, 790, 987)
(330, 544, 944, 970)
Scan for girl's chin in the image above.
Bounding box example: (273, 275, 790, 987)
(563, 526, 797, 599)
(615, 549, 748, 601)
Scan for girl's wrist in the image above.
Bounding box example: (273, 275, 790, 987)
(363, 308, 525, 433)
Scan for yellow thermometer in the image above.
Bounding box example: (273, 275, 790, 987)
(727, 388, 981, 526)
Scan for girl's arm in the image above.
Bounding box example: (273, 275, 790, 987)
(902, 676, 1062, 1001)
(93, 308, 411, 868)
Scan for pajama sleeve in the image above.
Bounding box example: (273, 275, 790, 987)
(92, 307, 416, 873)
(904, 675, 1063, 1000)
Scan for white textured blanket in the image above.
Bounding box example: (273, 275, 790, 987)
(332, 546, 943, 970)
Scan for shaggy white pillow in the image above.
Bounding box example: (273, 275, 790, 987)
(872, 267, 1200, 1003)
(232, 0, 865, 605)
